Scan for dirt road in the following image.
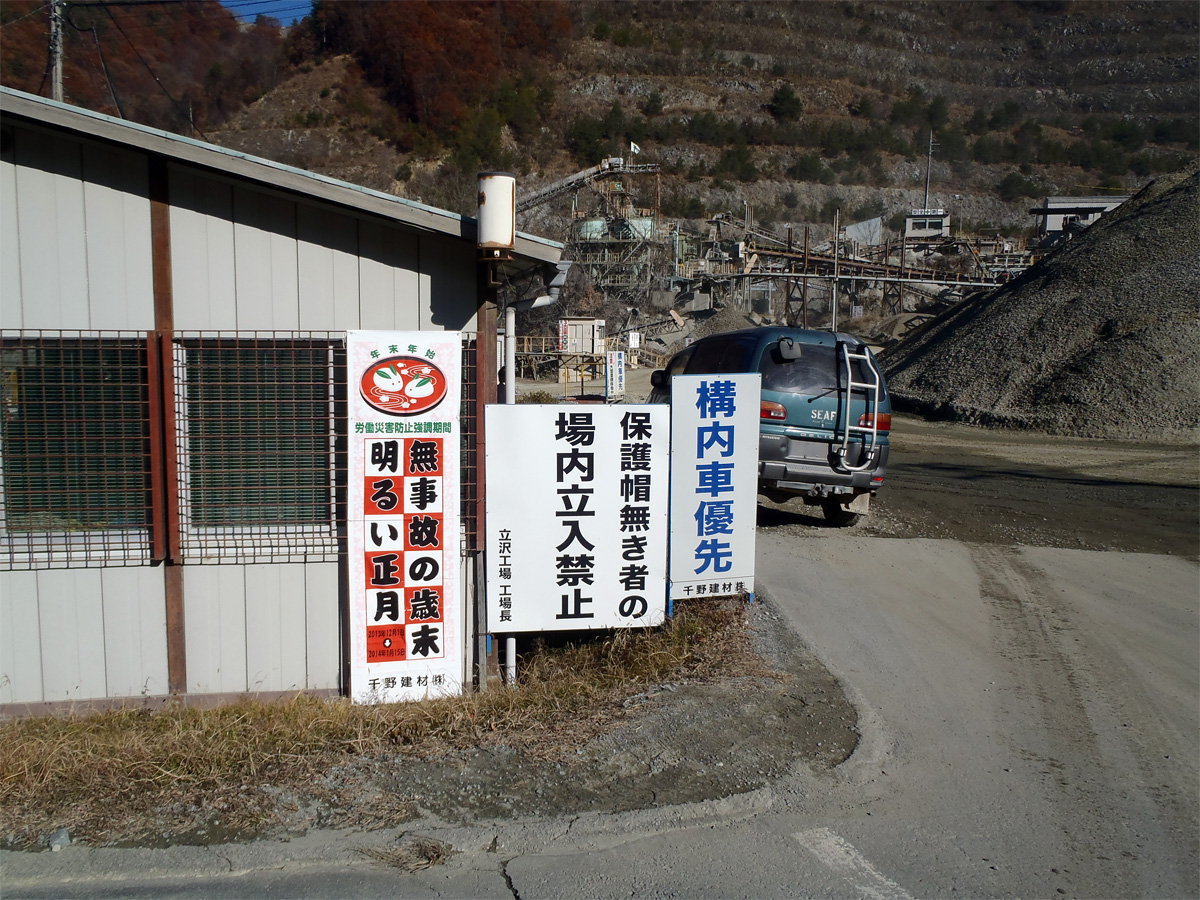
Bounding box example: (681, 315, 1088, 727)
(762, 413, 1199, 557)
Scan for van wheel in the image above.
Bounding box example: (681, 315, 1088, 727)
(821, 499, 860, 527)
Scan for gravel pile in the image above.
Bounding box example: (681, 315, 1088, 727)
(663, 306, 760, 354)
(883, 164, 1200, 441)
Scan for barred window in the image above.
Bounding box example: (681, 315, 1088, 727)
(174, 334, 344, 563)
(2, 331, 476, 569)
(0, 333, 152, 568)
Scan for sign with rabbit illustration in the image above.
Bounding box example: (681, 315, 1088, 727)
(347, 331, 462, 705)
(360, 355, 449, 417)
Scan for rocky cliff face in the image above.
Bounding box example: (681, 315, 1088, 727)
(202, 2, 1197, 236)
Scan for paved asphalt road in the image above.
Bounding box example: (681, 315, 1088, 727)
(4, 534, 1197, 898)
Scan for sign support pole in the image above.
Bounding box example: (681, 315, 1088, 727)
(504, 304, 518, 686)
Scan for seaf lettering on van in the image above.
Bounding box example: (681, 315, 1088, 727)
(810, 409, 837, 423)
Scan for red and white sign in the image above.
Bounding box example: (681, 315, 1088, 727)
(359, 355, 450, 417)
(348, 331, 462, 703)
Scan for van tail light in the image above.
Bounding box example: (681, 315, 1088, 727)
(761, 400, 787, 420)
(859, 412, 892, 432)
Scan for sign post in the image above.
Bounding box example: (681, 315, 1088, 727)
(347, 331, 463, 703)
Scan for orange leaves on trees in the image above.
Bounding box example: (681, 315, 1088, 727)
(312, 0, 569, 139)
(0, 0, 283, 135)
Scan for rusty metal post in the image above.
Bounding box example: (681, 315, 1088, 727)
(474, 262, 498, 690)
(145, 333, 168, 564)
(149, 155, 186, 695)
(802, 226, 810, 329)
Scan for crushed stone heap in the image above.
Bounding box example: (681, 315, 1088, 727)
(883, 163, 1200, 441)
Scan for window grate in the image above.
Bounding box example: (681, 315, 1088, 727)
(0, 331, 153, 568)
(2, 330, 484, 570)
(172, 332, 347, 564)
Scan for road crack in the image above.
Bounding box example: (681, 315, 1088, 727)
(500, 858, 522, 900)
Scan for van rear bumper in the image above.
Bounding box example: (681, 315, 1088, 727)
(758, 433, 888, 496)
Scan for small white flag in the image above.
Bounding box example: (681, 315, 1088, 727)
(630, 142, 641, 155)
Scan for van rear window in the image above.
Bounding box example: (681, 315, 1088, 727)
(684, 337, 756, 374)
(761, 343, 838, 392)
(760, 342, 873, 394)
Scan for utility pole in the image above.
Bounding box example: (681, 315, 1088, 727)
(832, 208, 839, 333)
(923, 129, 935, 210)
(802, 226, 810, 330)
(49, 0, 64, 102)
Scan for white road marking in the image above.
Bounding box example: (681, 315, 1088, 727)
(794, 827, 914, 900)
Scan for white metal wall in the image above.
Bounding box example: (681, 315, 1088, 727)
(0, 568, 169, 703)
(183, 563, 340, 694)
(1, 121, 483, 704)
(0, 126, 154, 330)
(168, 166, 480, 333)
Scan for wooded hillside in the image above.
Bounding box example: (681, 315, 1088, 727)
(2, 1, 1196, 229)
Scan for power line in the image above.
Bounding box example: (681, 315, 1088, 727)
(0, 4, 47, 29)
(61, 5, 313, 44)
(66, 5, 125, 117)
(15, 1, 310, 37)
(102, 1, 210, 140)
(221, 0, 313, 17)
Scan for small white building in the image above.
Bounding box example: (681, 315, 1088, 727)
(1029, 195, 1131, 240)
(903, 208, 951, 242)
(0, 87, 561, 712)
(558, 317, 606, 354)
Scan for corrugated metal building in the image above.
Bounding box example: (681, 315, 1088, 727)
(0, 87, 561, 713)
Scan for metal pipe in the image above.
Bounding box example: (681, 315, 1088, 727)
(924, 129, 933, 210)
(475, 261, 498, 692)
(503, 304, 516, 686)
(802, 226, 810, 329)
(505, 305, 516, 405)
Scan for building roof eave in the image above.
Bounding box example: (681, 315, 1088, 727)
(0, 87, 562, 267)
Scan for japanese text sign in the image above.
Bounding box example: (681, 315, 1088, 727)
(486, 404, 670, 632)
(606, 351, 626, 401)
(348, 330, 462, 703)
(668, 373, 760, 601)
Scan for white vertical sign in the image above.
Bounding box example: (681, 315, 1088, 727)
(347, 331, 462, 703)
(606, 350, 626, 401)
(486, 404, 669, 632)
(669, 373, 760, 601)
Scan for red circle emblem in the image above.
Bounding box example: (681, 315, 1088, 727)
(360, 356, 448, 417)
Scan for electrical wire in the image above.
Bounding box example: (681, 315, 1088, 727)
(5, 0, 310, 43)
(102, 2, 211, 140)
(64, 0, 312, 29)
(220, 0, 313, 19)
(0, 4, 47, 29)
(65, 5, 125, 118)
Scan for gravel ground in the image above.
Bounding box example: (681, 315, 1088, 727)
(227, 595, 860, 843)
(883, 163, 1200, 441)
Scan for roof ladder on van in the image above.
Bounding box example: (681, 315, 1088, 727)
(834, 342, 883, 473)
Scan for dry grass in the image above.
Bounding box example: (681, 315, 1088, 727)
(0, 598, 754, 847)
(359, 834, 453, 871)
